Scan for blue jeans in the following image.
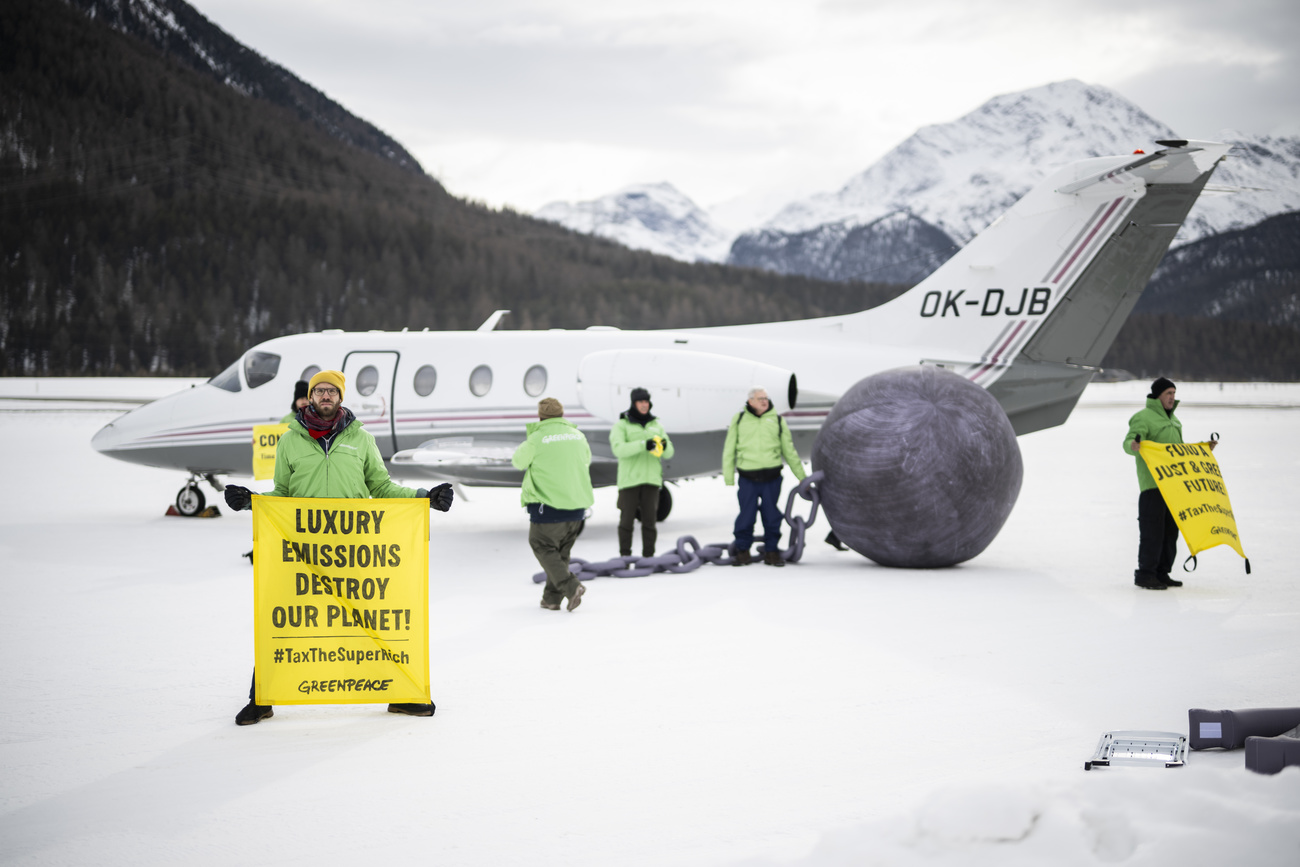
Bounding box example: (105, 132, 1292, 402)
(734, 475, 783, 553)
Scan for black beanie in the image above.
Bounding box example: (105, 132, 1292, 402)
(630, 387, 651, 403)
(1149, 377, 1175, 398)
(293, 380, 310, 401)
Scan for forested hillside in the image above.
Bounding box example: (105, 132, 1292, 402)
(0, 0, 896, 376)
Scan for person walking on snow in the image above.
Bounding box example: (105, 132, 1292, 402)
(512, 398, 595, 612)
(723, 387, 805, 567)
(609, 387, 674, 558)
(1123, 376, 1216, 590)
(223, 369, 454, 725)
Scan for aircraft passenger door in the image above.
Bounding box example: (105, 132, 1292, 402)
(342, 351, 399, 457)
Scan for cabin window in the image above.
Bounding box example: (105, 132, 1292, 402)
(469, 365, 493, 397)
(413, 365, 437, 396)
(523, 365, 547, 397)
(301, 365, 321, 382)
(355, 365, 380, 397)
(209, 359, 241, 392)
(243, 352, 280, 389)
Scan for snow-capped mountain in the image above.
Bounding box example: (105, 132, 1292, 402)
(751, 80, 1299, 251)
(542, 80, 1299, 289)
(728, 211, 958, 285)
(535, 183, 732, 263)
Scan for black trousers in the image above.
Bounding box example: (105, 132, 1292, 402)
(1136, 487, 1178, 582)
(617, 484, 660, 556)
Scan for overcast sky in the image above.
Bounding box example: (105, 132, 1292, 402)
(195, 0, 1299, 217)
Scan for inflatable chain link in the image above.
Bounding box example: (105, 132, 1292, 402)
(531, 471, 825, 584)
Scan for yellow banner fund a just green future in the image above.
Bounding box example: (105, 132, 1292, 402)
(251, 495, 431, 705)
(1138, 440, 1250, 573)
(252, 423, 289, 480)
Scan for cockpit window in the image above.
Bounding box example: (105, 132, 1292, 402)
(244, 351, 281, 389)
(209, 359, 242, 393)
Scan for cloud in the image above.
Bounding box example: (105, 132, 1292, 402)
(193, 0, 1300, 208)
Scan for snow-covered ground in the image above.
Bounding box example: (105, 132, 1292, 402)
(1, 379, 1297, 865)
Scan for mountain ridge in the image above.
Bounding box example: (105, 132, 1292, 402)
(536, 81, 1300, 294)
(65, 0, 423, 173)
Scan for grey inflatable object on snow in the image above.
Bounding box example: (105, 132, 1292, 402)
(811, 365, 1023, 568)
(1188, 707, 1300, 774)
(1245, 725, 1300, 775)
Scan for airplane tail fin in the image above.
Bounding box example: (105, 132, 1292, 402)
(849, 140, 1230, 433)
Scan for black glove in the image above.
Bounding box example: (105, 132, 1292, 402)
(429, 483, 454, 512)
(224, 485, 253, 511)
(646, 439, 657, 451)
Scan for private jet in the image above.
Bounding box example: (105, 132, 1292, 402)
(92, 140, 1230, 516)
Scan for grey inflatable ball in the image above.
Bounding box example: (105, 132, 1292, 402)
(811, 365, 1023, 568)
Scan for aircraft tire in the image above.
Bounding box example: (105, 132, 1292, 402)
(176, 484, 206, 517)
(656, 486, 672, 522)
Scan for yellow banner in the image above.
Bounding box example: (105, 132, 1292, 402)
(1139, 441, 1248, 566)
(251, 496, 430, 705)
(252, 424, 290, 480)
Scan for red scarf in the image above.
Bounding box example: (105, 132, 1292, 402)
(300, 405, 353, 439)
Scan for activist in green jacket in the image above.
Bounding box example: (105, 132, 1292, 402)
(511, 414, 595, 511)
(722, 388, 806, 568)
(512, 398, 594, 613)
(1122, 376, 1215, 591)
(1122, 395, 1183, 492)
(223, 369, 446, 726)
(270, 412, 421, 499)
(722, 402, 806, 485)
(609, 388, 674, 557)
(610, 413, 674, 489)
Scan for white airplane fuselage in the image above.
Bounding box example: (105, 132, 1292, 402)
(89, 321, 913, 486)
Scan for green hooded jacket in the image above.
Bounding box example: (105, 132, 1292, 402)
(609, 414, 674, 489)
(722, 406, 806, 486)
(511, 417, 595, 509)
(1123, 397, 1183, 491)
(270, 413, 420, 499)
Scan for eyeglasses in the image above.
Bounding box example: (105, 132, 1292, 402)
(312, 387, 339, 397)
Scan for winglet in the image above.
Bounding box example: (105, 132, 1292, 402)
(477, 310, 511, 332)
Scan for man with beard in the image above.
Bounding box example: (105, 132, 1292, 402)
(223, 369, 453, 725)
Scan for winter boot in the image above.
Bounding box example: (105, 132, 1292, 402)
(764, 550, 785, 567)
(235, 702, 273, 726)
(388, 702, 435, 716)
(731, 549, 752, 566)
(540, 600, 561, 610)
(1134, 571, 1168, 590)
(567, 583, 586, 611)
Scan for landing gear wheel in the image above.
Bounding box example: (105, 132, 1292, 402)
(656, 486, 673, 522)
(176, 484, 206, 516)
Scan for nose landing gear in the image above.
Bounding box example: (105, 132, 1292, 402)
(174, 473, 226, 517)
